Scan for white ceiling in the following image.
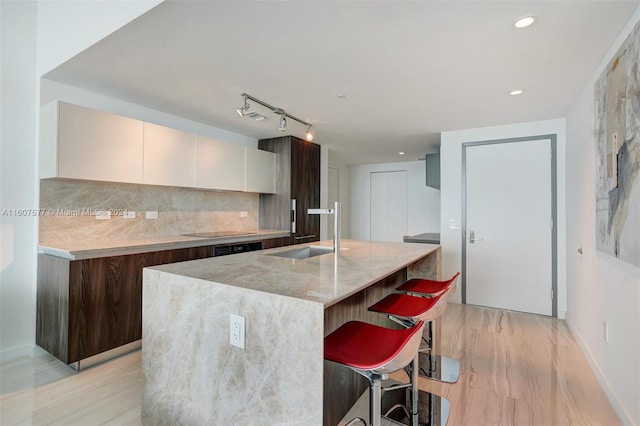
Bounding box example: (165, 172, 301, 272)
(44, 0, 638, 165)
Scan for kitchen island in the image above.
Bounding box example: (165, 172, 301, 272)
(141, 239, 440, 425)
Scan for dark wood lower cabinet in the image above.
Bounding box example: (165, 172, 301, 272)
(36, 246, 212, 364)
(260, 237, 292, 249)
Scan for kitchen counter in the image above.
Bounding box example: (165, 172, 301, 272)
(38, 230, 289, 260)
(142, 239, 441, 425)
(144, 239, 437, 308)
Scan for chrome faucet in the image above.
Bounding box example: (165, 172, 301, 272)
(307, 201, 341, 254)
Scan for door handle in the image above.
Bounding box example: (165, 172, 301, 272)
(469, 228, 484, 244)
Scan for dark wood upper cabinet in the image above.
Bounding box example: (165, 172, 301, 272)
(258, 136, 320, 245)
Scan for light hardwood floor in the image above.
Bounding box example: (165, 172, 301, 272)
(0, 303, 620, 425)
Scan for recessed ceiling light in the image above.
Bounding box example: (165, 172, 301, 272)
(514, 16, 535, 29)
(510, 89, 524, 96)
(398, 151, 405, 155)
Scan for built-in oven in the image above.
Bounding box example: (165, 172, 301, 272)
(213, 241, 262, 257)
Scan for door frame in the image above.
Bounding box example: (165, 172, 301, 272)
(461, 134, 558, 317)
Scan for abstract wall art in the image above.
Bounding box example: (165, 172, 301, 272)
(594, 19, 640, 266)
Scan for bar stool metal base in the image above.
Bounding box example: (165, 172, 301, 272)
(418, 352, 460, 384)
(338, 380, 450, 426)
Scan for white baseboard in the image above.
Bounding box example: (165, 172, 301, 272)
(0, 343, 40, 364)
(567, 321, 634, 425)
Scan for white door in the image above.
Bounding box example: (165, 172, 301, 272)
(370, 171, 408, 242)
(465, 139, 553, 316)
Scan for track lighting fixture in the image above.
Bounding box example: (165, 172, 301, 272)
(236, 93, 315, 141)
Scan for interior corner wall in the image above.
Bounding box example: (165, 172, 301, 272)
(36, 0, 162, 76)
(0, 0, 160, 362)
(349, 160, 440, 241)
(565, 7, 640, 425)
(440, 119, 567, 310)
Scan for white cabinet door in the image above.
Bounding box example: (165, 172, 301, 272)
(197, 136, 245, 191)
(52, 102, 144, 183)
(245, 148, 276, 193)
(143, 122, 197, 187)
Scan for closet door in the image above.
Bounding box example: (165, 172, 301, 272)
(370, 171, 408, 242)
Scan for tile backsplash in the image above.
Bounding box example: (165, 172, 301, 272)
(39, 179, 259, 244)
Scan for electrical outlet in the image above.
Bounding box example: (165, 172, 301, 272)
(145, 211, 159, 219)
(240, 211, 248, 217)
(603, 322, 609, 343)
(123, 210, 136, 219)
(449, 219, 459, 229)
(230, 313, 245, 349)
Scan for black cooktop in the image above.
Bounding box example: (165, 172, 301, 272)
(182, 231, 257, 238)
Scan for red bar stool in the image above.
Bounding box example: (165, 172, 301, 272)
(397, 272, 460, 299)
(324, 320, 425, 426)
(396, 272, 461, 384)
(368, 293, 450, 426)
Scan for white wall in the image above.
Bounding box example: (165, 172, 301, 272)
(440, 119, 567, 311)
(0, 0, 160, 361)
(565, 7, 640, 424)
(1, 0, 39, 362)
(350, 160, 440, 241)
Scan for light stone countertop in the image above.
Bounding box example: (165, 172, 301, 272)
(38, 230, 289, 260)
(147, 239, 439, 307)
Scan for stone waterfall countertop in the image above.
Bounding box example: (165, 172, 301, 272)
(38, 230, 289, 260)
(147, 239, 440, 307)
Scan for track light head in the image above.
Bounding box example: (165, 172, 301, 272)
(236, 95, 250, 117)
(305, 125, 314, 141)
(278, 114, 287, 132)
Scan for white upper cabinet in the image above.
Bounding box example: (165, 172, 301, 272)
(197, 136, 246, 191)
(143, 122, 197, 187)
(40, 101, 278, 193)
(40, 101, 144, 183)
(246, 148, 276, 193)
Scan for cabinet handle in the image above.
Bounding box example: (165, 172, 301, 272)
(295, 234, 316, 240)
(291, 199, 296, 233)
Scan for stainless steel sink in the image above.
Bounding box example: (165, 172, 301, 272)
(265, 246, 334, 259)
